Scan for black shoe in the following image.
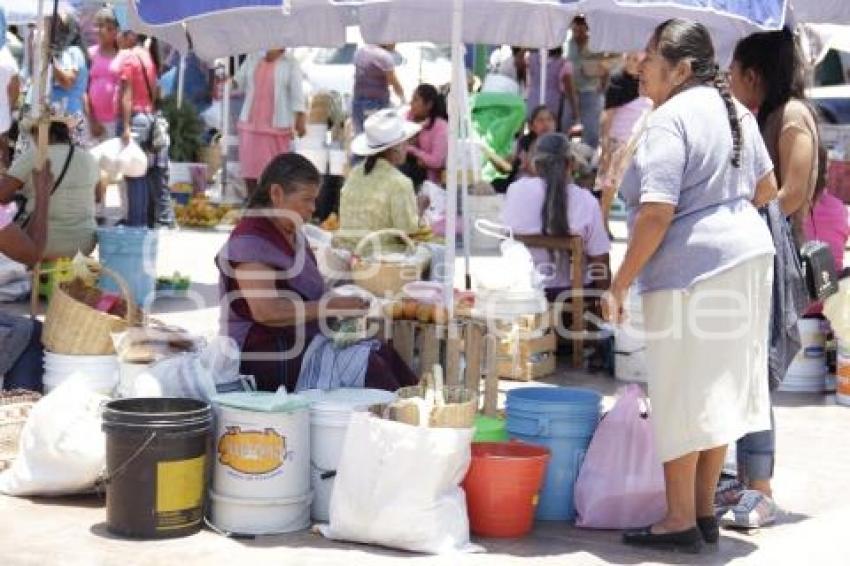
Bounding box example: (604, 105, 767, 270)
(622, 526, 703, 554)
(697, 516, 720, 544)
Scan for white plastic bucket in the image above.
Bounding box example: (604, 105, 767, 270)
(43, 352, 118, 394)
(794, 318, 827, 363)
(212, 400, 310, 500)
(299, 388, 397, 522)
(780, 359, 827, 393)
(209, 490, 312, 535)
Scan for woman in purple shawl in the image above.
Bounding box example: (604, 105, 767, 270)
(216, 153, 417, 392)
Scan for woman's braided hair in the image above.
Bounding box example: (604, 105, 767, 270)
(653, 19, 741, 168)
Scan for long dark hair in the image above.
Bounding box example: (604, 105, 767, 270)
(652, 19, 741, 167)
(532, 133, 572, 238)
(413, 83, 447, 130)
(733, 28, 806, 127)
(248, 153, 321, 208)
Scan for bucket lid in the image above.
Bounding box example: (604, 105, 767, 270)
(299, 388, 397, 413)
(213, 391, 309, 413)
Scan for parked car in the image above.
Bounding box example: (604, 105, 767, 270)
(809, 84, 850, 124)
(293, 41, 452, 110)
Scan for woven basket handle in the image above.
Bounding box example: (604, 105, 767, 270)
(98, 266, 139, 324)
(354, 229, 416, 259)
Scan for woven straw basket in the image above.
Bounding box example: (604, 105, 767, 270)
(42, 266, 138, 355)
(390, 372, 477, 429)
(351, 229, 424, 297)
(0, 390, 41, 472)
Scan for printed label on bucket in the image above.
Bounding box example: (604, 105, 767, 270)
(156, 455, 205, 531)
(217, 427, 288, 475)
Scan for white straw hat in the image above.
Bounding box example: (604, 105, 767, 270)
(350, 108, 421, 156)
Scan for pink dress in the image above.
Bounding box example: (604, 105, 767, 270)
(88, 45, 120, 124)
(238, 60, 293, 180)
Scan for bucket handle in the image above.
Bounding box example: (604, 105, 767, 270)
(474, 219, 513, 241)
(98, 431, 157, 487)
(311, 460, 337, 481)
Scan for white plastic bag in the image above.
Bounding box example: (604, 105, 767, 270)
(574, 384, 666, 529)
(118, 140, 148, 177)
(89, 137, 123, 177)
(319, 412, 482, 554)
(128, 337, 244, 401)
(0, 374, 110, 496)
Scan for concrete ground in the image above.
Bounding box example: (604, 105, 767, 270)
(2, 210, 850, 565)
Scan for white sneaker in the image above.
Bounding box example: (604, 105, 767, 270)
(728, 490, 778, 529)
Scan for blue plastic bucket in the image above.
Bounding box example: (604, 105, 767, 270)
(506, 387, 601, 521)
(97, 227, 159, 308)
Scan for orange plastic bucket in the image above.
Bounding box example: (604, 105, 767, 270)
(463, 441, 550, 538)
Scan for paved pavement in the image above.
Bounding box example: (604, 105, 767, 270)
(2, 218, 849, 565)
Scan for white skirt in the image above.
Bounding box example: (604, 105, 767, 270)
(642, 255, 774, 463)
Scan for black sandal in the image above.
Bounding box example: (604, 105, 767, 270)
(697, 516, 720, 543)
(622, 526, 703, 554)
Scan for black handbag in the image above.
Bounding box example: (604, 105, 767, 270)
(800, 239, 838, 301)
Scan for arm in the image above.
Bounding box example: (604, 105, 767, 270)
(753, 171, 778, 209)
(234, 262, 366, 326)
(7, 74, 19, 110)
(776, 127, 815, 216)
(386, 70, 404, 102)
(52, 59, 79, 89)
(409, 124, 448, 170)
(611, 202, 674, 292)
(561, 71, 579, 120)
(0, 164, 52, 266)
(599, 108, 614, 148)
(289, 60, 307, 137)
(0, 174, 24, 203)
(119, 78, 133, 144)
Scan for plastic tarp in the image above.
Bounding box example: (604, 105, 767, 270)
(583, 0, 789, 64)
(127, 0, 351, 59)
(4, 0, 76, 25)
(789, 1, 850, 26)
(470, 92, 526, 184)
(356, 0, 582, 50)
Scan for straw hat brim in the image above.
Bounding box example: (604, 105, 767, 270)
(350, 122, 422, 156)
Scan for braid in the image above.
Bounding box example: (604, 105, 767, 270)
(712, 66, 742, 168)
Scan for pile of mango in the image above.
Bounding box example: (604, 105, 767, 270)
(383, 299, 448, 324)
(175, 197, 240, 228)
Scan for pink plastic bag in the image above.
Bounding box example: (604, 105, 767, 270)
(574, 384, 667, 529)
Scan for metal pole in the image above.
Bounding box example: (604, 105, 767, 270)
(219, 58, 232, 199)
(540, 48, 547, 105)
(445, 0, 464, 316)
(176, 52, 187, 108)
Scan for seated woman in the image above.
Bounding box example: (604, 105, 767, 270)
(216, 153, 418, 392)
(0, 163, 53, 392)
(505, 105, 557, 186)
(0, 119, 98, 259)
(338, 109, 422, 250)
(501, 132, 611, 299)
(401, 83, 448, 189)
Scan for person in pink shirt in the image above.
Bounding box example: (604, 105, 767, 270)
(404, 84, 448, 187)
(86, 8, 121, 143)
(804, 148, 849, 314)
(501, 132, 611, 293)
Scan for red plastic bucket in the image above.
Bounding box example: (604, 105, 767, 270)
(463, 441, 550, 538)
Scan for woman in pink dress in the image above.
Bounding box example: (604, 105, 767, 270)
(86, 7, 121, 143)
(234, 49, 307, 198)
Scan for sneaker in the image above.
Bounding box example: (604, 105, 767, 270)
(728, 490, 778, 529)
(714, 478, 744, 516)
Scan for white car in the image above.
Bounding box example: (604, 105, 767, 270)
(293, 42, 453, 111)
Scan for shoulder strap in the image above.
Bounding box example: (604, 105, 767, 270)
(52, 145, 75, 196)
(135, 53, 157, 106)
(20, 145, 74, 229)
